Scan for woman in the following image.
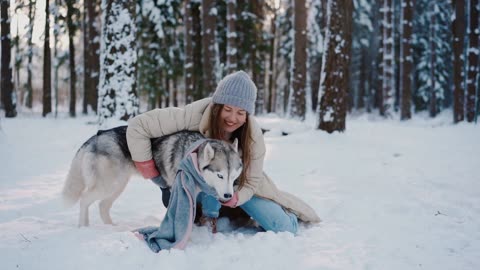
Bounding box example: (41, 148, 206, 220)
(126, 71, 320, 234)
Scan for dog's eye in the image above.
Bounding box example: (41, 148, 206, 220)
(217, 173, 224, 179)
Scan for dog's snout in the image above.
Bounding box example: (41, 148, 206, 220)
(224, 193, 232, 199)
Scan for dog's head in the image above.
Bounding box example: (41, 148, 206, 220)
(197, 139, 243, 202)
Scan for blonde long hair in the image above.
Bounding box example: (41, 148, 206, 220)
(208, 104, 252, 189)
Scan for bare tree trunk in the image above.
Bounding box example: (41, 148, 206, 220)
(226, 0, 237, 73)
(251, 0, 265, 115)
(317, 0, 353, 132)
(83, 2, 89, 114)
(66, 0, 77, 117)
(357, 47, 367, 109)
(83, 0, 100, 114)
(452, 0, 465, 123)
(429, 2, 437, 117)
(1, 0, 17, 117)
(201, 0, 217, 94)
(466, 0, 479, 122)
(82, 0, 101, 114)
(375, 1, 384, 111)
(380, 0, 395, 117)
(43, 0, 52, 117)
(290, 0, 307, 120)
(53, 0, 60, 117)
(192, 1, 203, 100)
(400, 0, 414, 120)
(267, 8, 277, 113)
(26, 0, 36, 108)
(184, 0, 194, 104)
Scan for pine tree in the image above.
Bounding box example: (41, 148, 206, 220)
(414, 0, 452, 115)
(98, 0, 139, 125)
(350, 0, 374, 112)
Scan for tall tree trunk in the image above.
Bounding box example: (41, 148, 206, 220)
(290, 0, 307, 119)
(267, 8, 277, 113)
(14, 14, 21, 105)
(375, 0, 383, 111)
(466, 0, 479, 122)
(192, 1, 203, 101)
(98, 0, 138, 125)
(201, 0, 217, 94)
(452, 0, 466, 123)
(83, 0, 100, 114)
(429, 2, 437, 117)
(400, 0, 414, 120)
(43, 0, 52, 117)
(26, 0, 36, 108)
(53, 0, 60, 117)
(83, 2, 89, 114)
(252, 0, 265, 115)
(357, 47, 367, 109)
(184, 0, 195, 104)
(381, 0, 395, 117)
(226, 0, 237, 73)
(66, 0, 77, 117)
(317, 0, 353, 132)
(1, 0, 17, 117)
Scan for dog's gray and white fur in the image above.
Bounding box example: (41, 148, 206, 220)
(62, 126, 243, 227)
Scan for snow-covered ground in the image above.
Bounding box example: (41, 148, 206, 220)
(0, 112, 479, 270)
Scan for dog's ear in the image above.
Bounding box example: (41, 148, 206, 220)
(232, 138, 239, 153)
(202, 142, 215, 163)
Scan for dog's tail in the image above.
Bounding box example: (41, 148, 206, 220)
(62, 151, 86, 208)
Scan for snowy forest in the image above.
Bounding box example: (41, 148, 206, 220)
(1, 0, 479, 131)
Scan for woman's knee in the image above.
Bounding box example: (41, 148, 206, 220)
(265, 212, 298, 234)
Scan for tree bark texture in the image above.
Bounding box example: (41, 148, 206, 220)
(43, 0, 52, 117)
(291, 0, 307, 119)
(1, 0, 17, 117)
(466, 0, 479, 122)
(201, 0, 217, 94)
(400, 0, 414, 120)
(317, 0, 353, 133)
(452, 0, 465, 123)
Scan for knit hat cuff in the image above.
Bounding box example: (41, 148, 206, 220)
(212, 94, 255, 114)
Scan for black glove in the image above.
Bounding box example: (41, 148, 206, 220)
(151, 175, 171, 208)
(160, 187, 171, 208)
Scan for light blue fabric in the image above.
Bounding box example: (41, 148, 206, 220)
(199, 194, 298, 234)
(197, 192, 221, 217)
(135, 140, 217, 252)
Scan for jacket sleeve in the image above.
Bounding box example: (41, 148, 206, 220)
(236, 119, 266, 206)
(126, 98, 210, 162)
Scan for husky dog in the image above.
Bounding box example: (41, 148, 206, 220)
(62, 126, 243, 227)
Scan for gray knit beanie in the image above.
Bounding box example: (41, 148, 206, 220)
(212, 71, 257, 114)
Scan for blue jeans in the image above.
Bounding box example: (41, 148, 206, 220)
(197, 192, 298, 234)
